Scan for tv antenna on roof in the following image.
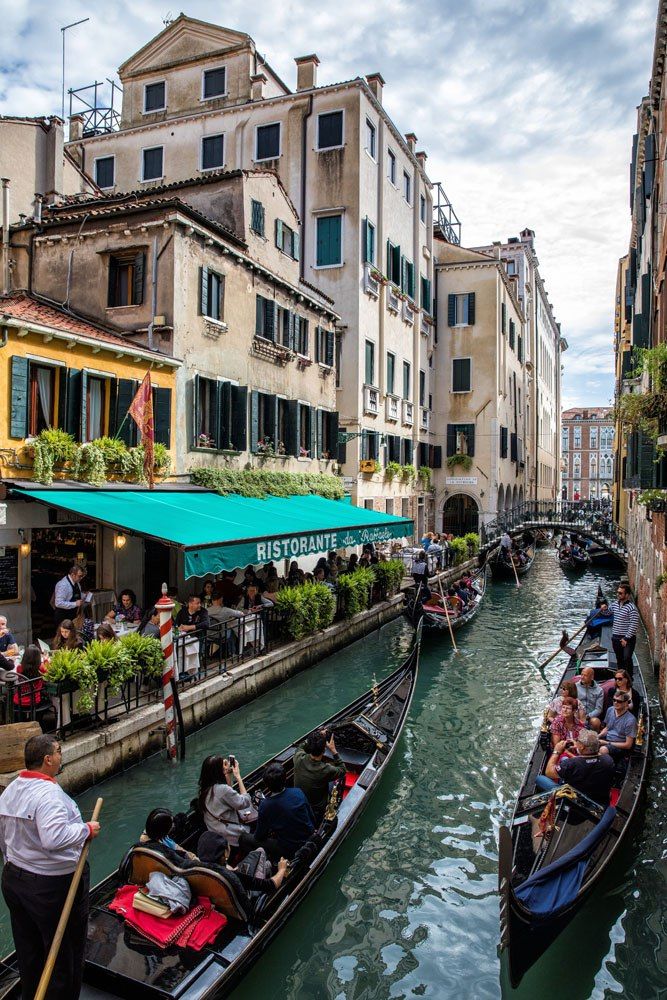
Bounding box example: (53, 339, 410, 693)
(163, 12, 174, 27)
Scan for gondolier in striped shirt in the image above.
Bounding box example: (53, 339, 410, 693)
(610, 584, 640, 677)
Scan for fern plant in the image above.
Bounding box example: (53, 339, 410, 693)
(44, 648, 98, 714)
(84, 639, 135, 695)
(118, 633, 164, 678)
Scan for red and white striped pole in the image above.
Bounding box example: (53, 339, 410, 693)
(156, 583, 177, 761)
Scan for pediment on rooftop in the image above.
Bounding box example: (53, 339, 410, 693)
(119, 15, 252, 77)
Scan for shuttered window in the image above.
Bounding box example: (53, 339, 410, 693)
(509, 319, 515, 350)
(108, 251, 145, 307)
(201, 134, 224, 171)
(250, 199, 265, 236)
(153, 387, 171, 447)
(421, 276, 432, 314)
(255, 295, 276, 341)
(256, 123, 280, 161)
(295, 317, 309, 356)
(315, 327, 335, 367)
(317, 111, 344, 149)
(365, 340, 375, 386)
(203, 67, 226, 99)
(317, 410, 339, 458)
(95, 157, 114, 189)
(419, 369, 426, 407)
(403, 361, 411, 400)
(401, 438, 413, 465)
(446, 423, 475, 457)
(199, 267, 224, 321)
(500, 425, 508, 458)
(386, 241, 401, 285)
(386, 352, 395, 394)
(144, 82, 165, 112)
(316, 215, 342, 266)
(142, 146, 163, 181)
(275, 219, 300, 260)
(501, 302, 507, 334)
(452, 358, 471, 392)
(447, 292, 475, 326)
(362, 218, 376, 265)
(401, 258, 415, 299)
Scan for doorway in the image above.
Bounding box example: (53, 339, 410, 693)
(144, 539, 172, 611)
(442, 494, 479, 535)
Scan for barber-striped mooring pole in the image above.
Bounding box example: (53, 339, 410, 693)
(156, 583, 177, 761)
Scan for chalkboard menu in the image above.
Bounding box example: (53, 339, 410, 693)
(0, 546, 20, 604)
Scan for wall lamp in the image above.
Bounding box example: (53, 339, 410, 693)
(114, 533, 127, 550)
(17, 528, 30, 558)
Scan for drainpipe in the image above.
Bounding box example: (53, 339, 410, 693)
(147, 235, 158, 351)
(299, 95, 313, 283)
(1, 179, 9, 295)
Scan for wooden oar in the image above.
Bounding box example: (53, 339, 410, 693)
(511, 551, 522, 589)
(537, 611, 600, 670)
(438, 576, 459, 653)
(34, 797, 103, 1000)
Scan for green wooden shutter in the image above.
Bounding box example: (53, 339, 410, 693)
(501, 302, 506, 333)
(286, 399, 299, 455)
(153, 387, 171, 447)
(392, 245, 401, 285)
(250, 390, 260, 451)
(288, 311, 296, 352)
(57, 368, 68, 430)
(192, 374, 201, 447)
(330, 411, 338, 456)
(432, 445, 442, 468)
(133, 252, 145, 306)
(199, 267, 209, 315)
(292, 230, 300, 261)
(309, 406, 317, 457)
(465, 423, 475, 456)
(275, 218, 283, 250)
(448, 294, 456, 326)
(265, 299, 275, 342)
(446, 424, 457, 456)
(114, 378, 138, 446)
(79, 370, 89, 442)
(255, 295, 264, 336)
(467, 292, 475, 325)
(10, 356, 29, 439)
(325, 330, 335, 367)
(231, 385, 247, 451)
(65, 370, 82, 440)
(386, 240, 392, 276)
(217, 381, 231, 449)
(106, 378, 117, 440)
(266, 394, 277, 443)
(639, 431, 656, 487)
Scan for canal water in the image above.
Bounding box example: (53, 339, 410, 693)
(1, 550, 665, 998)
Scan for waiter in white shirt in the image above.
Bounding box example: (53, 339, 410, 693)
(0, 734, 101, 999)
(53, 564, 91, 626)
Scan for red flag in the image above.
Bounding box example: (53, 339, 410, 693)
(129, 372, 155, 488)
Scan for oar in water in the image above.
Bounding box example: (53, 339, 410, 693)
(511, 552, 522, 589)
(537, 610, 600, 671)
(437, 576, 459, 653)
(34, 797, 103, 1000)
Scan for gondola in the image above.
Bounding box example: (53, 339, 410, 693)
(586, 542, 625, 570)
(498, 610, 649, 987)
(534, 529, 554, 548)
(489, 543, 535, 580)
(558, 548, 590, 573)
(0, 628, 421, 1000)
(406, 567, 487, 634)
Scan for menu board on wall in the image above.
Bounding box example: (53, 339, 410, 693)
(0, 546, 20, 604)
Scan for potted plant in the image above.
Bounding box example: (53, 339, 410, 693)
(447, 453, 473, 471)
(400, 463, 416, 482)
(44, 648, 99, 714)
(385, 461, 401, 480)
(118, 633, 164, 679)
(84, 640, 135, 696)
(417, 466, 432, 489)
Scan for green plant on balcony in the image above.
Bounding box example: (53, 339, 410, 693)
(385, 461, 401, 480)
(618, 343, 667, 442)
(446, 453, 473, 471)
(30, 429, 77, 485)
(336, 567, 375, 618)
(400, 463, 416, 481)
(44, 648, 98, 713)
(118, 633, 165, 678)
(73, 443, 107, 486)
(371, 559, 405, 597)
(417, 466, 432, 489)
(636, 488, 667, 511)
(191, 467, 345, 500)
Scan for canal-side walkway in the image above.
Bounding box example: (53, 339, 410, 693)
(2, 559, 479, 794)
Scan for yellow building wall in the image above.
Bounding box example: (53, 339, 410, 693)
(0, 328, 178, 479)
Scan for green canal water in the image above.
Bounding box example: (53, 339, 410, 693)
(2, 550, 666, 998)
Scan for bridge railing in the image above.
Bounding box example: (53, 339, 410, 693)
(480, 501, 627, 556)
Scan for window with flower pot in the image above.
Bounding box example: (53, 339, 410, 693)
(250, 391, 277, 451)
(192, 376, 246, 451)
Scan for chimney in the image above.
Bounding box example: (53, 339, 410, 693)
(33, 193, 43, 223)
(1, 178, 9, 295)
(295, 54, 319, 91)
(250, 73, 267, 101)
(45, 119, 64, 201)
(416, 150, 427, 168)
(405, 133, 417, 154)
(69, 115, 84, 142)
(520, 227, 535, 246)
(366, 73, 385, 104)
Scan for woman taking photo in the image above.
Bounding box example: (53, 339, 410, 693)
(197, 754, 255, 847)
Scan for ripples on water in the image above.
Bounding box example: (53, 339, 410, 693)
(0, 552, 664, 999)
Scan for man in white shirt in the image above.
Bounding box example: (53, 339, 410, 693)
(53, 564, 92, 626)
(0, 734, 101, 999)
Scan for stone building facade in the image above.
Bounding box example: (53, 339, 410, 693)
(561, 407, 614, 502)
(63, 14, 436, 529)
(431, 239, 528, 535)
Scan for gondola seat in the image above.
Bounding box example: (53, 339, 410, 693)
(121, 846, 250, 923)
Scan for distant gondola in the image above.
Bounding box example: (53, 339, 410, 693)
(558, 549, 590, 573)
(534, 529, 554, 548)
(586, 542, 625, 570)
(0, 632, 421, 1000)
(407, 568, 487, 634)
(489, 543, 535, 580)
(498, 607, 649, 987)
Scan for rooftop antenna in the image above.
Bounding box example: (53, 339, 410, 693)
(61, 18, 90, 122)
(163, 12, 174, 27)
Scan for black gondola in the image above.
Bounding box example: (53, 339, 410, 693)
(0, 629, 421, 1000)
(558, 549, 590, 573)
(586, 542, 625, 570)
(489, 543, 535, 580)
(498, 612, 649, 987)
(534, 529, 554, 548)
(406, 568, 487, 634)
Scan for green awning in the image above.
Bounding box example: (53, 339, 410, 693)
(18, 488, 413, 577)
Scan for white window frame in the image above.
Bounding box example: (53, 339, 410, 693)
(573, 426, 582, 448)
(254, 121, 282, 163)
(143, 80, 167, 114)
(200, 133, 225, 172)
(365, 117, 377, 160)
(93, 154, 115, 190)
(453, 293, 472, 327)
(403, 170, 412, 205)
(589, 426, 598, 449)
(140, 145, 164, 182)
(315, 109, 345, 152)
(451, 356, 472, 393)
(387, 148, 397, 186)
(313, 211, 344, 270)
(201, 66, 227, 101)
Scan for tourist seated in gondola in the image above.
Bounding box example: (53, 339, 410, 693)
(445, 588, 463, 617)
(602, 669, 640, 717)
(535, 730, 614, 804)
(598, 691, 637, 760)
(293, 730, 346, 824)
(255, 763, 315, 860)
(198, 754, 256, 847)
(138, 808, 198, 863)
(548, 680, 585, 722)
(550, 697, 587, 748)
(454, 580, 473, 606)
(576, 667, 605, 731)
(196, 831, 288, 903)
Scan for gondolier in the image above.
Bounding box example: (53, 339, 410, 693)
(0, 734, 101, 999)
(610, 583, 640, 676)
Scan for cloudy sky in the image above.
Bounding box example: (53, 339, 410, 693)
(0, 0, 658, 408)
